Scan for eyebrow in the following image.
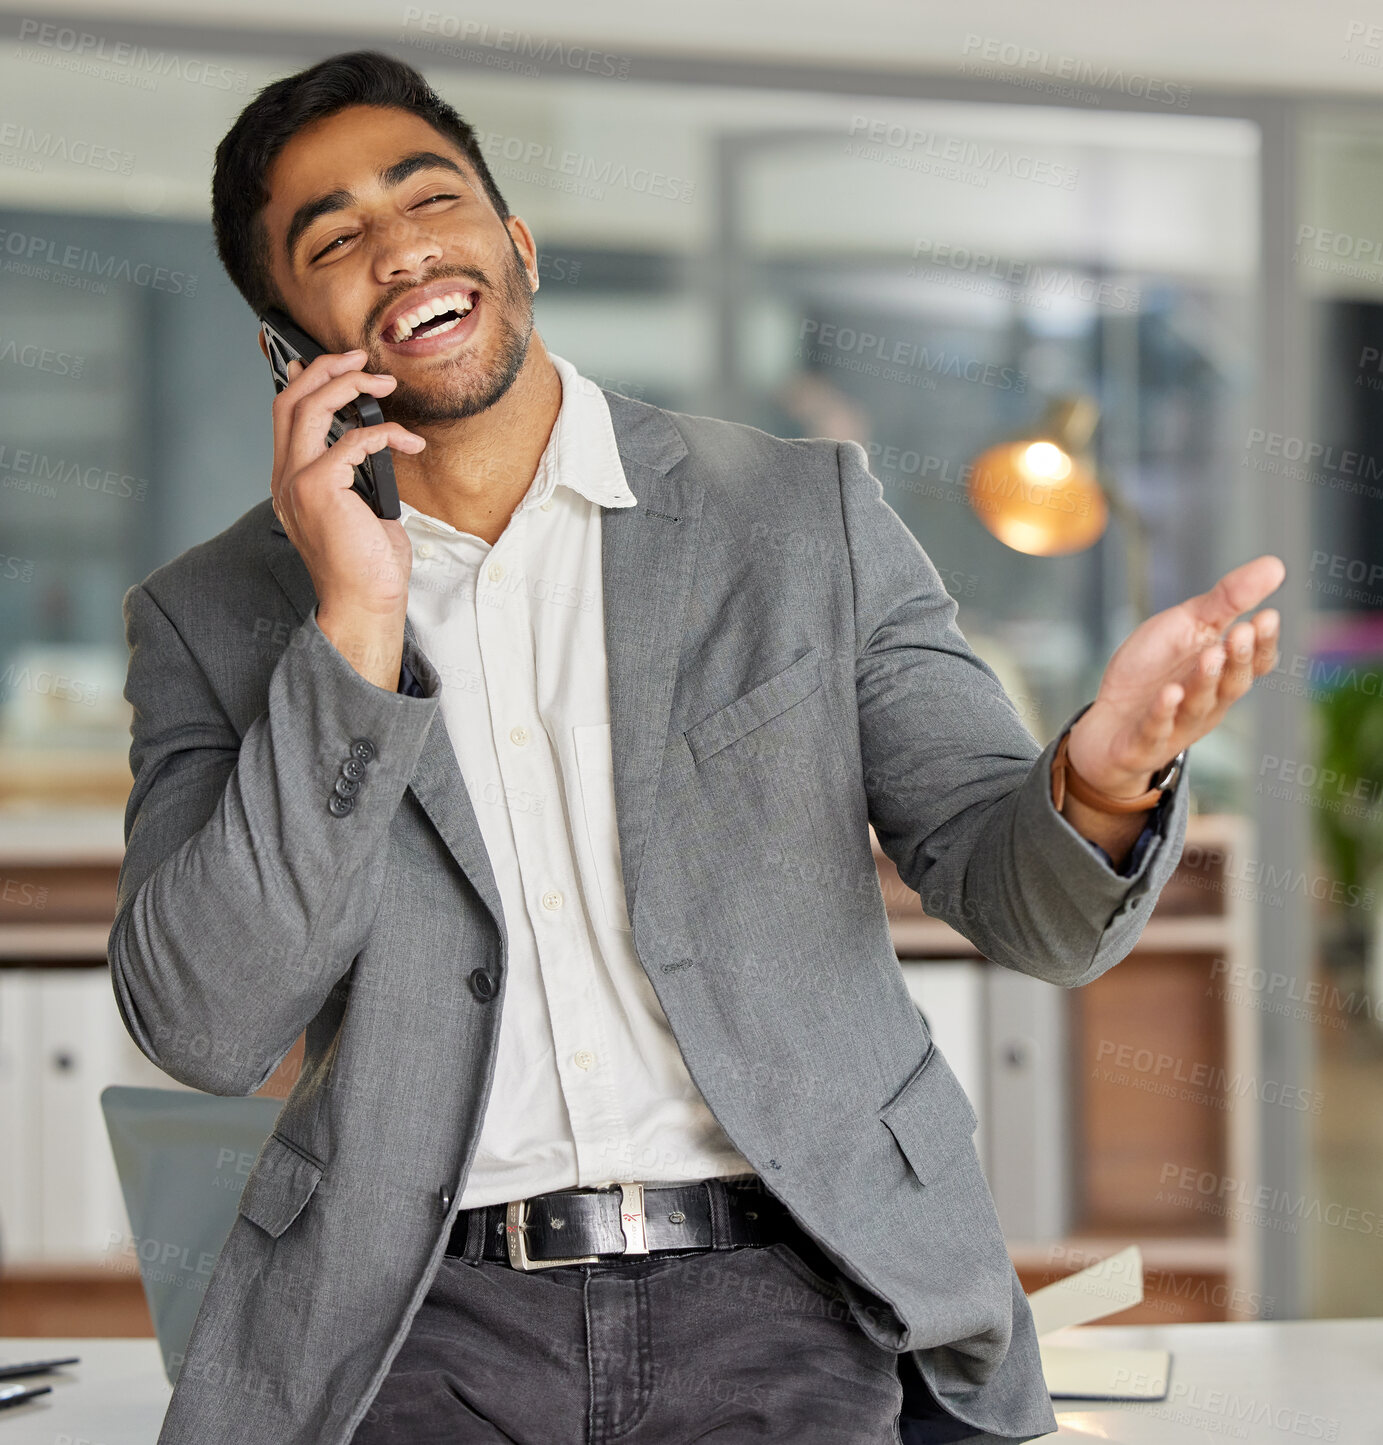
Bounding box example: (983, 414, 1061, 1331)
(284, 150, 470, 266)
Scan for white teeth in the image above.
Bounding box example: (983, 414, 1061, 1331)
(389, 290, 475, 343)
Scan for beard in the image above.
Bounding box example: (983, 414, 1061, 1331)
(363, 239, 533, 427)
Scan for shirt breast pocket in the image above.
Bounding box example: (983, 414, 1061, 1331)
(572, 721, 633, 933)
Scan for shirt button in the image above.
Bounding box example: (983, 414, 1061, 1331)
(509, 725, 529, 747)
(487, 562, 505, 582)
(541, 499, 554, 512)
(417, 542, 434, 559)
(574, 1050, 596, 1070)
(541, 890, 563, 911)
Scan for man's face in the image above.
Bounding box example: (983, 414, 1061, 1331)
(260, 104, 535, 426)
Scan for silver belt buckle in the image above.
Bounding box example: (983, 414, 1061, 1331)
(505, 1197, 599, 1272)
(617, 1182, 649, 1255)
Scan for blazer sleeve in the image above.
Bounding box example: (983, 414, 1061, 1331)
(838, 438, 1190, 988)
(107, 583, 441, 1095)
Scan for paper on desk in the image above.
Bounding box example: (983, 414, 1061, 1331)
(1026, 1245, 1172, 1401)
(1039, 1345, 1170, 1401)
(1027, 1243, 1144, 1335)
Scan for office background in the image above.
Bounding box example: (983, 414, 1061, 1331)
(0, 0, 1378, 1339)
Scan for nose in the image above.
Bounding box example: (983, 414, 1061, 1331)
(372, 215, 443, 282)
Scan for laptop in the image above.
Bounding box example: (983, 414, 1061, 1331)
(99, 1085, 282, 1387)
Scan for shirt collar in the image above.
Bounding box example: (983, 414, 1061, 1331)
(399, 352, 637, 537)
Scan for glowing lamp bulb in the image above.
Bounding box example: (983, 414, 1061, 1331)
(1020, 441, 1073, 483)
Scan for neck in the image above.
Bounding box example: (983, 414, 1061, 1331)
(390, 334, 562, 545)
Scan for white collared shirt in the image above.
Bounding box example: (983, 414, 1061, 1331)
(400, 352, 754, 1209)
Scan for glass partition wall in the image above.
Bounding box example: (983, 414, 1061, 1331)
(0, 56, 1261, 826)
(2, 30, 1332, 1335)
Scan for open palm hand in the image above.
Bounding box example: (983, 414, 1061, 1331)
(1065, 554, 1286, 798)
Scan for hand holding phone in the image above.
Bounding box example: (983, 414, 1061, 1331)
(259, 307, 402, 519)
(258, 315, 426, 688)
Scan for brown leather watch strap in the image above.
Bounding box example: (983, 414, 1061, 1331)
(1051, 728, 1164, 814)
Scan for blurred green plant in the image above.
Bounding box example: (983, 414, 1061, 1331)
(1312, 669, 1383, 962)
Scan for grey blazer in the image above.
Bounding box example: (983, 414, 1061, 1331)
(109, 387, 1189, 1444)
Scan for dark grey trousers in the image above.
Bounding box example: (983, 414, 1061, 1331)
(347, 1221, 918, 1443)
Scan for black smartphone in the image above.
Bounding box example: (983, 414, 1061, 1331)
(258, 306, 401, 520)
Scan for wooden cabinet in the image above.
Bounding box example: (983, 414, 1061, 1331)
(2, 807, 1256, 1336)
(0, 813, 197, 1336)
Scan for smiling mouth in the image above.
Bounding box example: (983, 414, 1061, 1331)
(383, 288, 479, 345)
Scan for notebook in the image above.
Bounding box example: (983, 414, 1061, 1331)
(1028, 1244, 1172, 1401)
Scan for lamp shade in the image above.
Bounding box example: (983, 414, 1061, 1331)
(966, 397, 1108, 556)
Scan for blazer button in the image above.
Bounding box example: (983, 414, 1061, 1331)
(328, 793, 355, 818)
(334, 775, 360, 799)
(351, 738, 377, 764)
(439, 1186, 452, 1214)
(469, 968, 497, 1001)
(342, 756, 367, 781)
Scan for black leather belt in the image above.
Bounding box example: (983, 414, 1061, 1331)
(446, 1174, 804, 1271)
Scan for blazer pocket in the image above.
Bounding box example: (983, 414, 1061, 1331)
(236, 1132, 324, 1239)
(877, 1042, 980, 1187)
(683, 648, 822, 765)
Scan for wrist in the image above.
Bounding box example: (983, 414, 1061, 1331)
(317, 583, 408, 623)
(316, 604, 405, 690)
(1065, 710, 1154, 799)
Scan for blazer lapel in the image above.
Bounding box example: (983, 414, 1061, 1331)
(600, 389, 699, 927)
(261, 387, 699, 944)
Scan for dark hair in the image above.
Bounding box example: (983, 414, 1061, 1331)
(211, 49, 511, 315)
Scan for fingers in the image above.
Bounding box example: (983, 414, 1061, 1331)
(1214, 619, 1257, 707)
(280, 348, 368, 402)
(281, 369, 412, 480)
(1252, 608, 1280, 675)
(1182, 608, 1280, 729)
(281, 424, 424, 530)
(1137, 680, 1184, 755)
(270, 359, 300, 490)
(272, 348, 394, 469)
(1185, 554, 1287, 633)
(1207, 607, 1280, 700)
(326, 423, 426, 470)
(271, 350, 365, 481)
(1179, 638, 1227, 724)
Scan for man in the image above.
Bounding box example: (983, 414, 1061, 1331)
(108, 49, 1283, 1445)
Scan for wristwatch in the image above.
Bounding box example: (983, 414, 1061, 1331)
(1052, 729, 1186, 815)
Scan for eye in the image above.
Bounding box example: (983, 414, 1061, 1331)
(307, 192, 461, 264)
(309, 233, 354, 264)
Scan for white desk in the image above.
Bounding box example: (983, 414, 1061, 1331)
(1045, 1318, 1381, 1441)
(1, 1320, 1380, 1441)
(0, 1337, 171, 1441)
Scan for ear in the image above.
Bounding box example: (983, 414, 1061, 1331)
(506, 215, 540, 290)
(257, 327, 270, 362)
